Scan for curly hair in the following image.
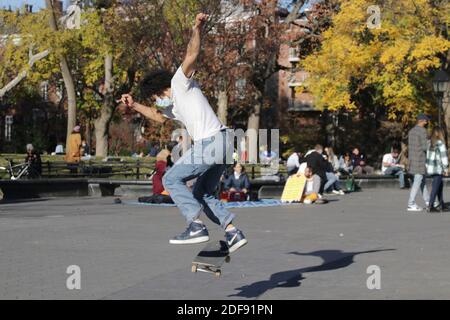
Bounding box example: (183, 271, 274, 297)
(139, 69, 174, 100)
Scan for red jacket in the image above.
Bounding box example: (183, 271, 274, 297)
(152, 160, 167, 195)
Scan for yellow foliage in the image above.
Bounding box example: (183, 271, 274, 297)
(302, 0, 450, 121)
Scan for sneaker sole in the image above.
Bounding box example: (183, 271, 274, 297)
(169, 236, 210, 245)
(228, 238, 248, 254)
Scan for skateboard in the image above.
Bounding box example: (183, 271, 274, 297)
(191, 240, 230, 277)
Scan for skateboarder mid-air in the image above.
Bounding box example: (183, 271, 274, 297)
(120, 13, 247, 253)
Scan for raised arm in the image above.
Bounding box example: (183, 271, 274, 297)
(182, 13, 208, 78)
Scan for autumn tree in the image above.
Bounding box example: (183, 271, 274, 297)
(302, 0, 450, 125)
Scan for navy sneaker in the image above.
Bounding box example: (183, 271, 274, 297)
(225, 228, 248, 253)
(169, 222, 209, 244)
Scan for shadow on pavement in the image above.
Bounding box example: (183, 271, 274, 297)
(230, 248, 396, 298)
(0, 198, 50, 205)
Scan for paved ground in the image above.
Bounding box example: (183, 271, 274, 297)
(1, 189, 450, 300)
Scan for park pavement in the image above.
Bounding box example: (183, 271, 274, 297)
(1, 188, 450, 300)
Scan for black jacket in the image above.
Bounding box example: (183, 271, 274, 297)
(224, 173, 251, 191)
(306, 151, 327, 179)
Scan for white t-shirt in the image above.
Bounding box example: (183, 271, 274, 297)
(162, 66, 225, 141)
(287, 153, 300, 169)
(382, 153, 399, 173)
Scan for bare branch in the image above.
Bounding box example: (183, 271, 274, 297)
(0, 49, 50, 99)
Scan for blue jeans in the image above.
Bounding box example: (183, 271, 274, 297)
(324, 172, 342, 192)
(408, 174, 430, 206)
(163, 130, 235, 230)
(429, 174, 444, 209)
(384, 166, 405, 188)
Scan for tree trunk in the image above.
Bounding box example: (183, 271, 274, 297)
(94, 53, 114, 158)
(217, 89, 228, 125)
(443, 89, 450, 146)
(247, 93, 262, 164)
(45, 0, 77, 149)
(247, 90, 262, 132)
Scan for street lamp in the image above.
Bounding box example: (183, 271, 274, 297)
(432, 69, 450, 128)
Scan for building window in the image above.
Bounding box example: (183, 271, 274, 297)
(5, 115, 13, 142)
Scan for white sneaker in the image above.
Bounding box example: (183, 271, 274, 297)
(425, 202, 439, 208)
(332, 190, 340, 195)
(304, 199, 313, 204)
(318, 194, 323, 199)
(338, 190, 345, 195)
(407, 204, 423, 212)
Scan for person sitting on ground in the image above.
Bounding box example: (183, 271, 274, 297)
(338, 152, 353, 176)
(305, 144, 328, 196)
(323, 152, 345, 195)
(224, 163, 251, 195)
(287, 151, 304, 176)
(382, 146, 406, 189)
(139, 146, 174, 204)
(25, 143, 42, 178)
(298, 166, 321, 204)
(351, 147, 374, 175)
(325, 147, 340, 173)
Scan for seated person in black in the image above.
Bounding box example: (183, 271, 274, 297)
(305, 144, 327, 194)
(224, 163, 251, 194)
(25, 143, 42, 178)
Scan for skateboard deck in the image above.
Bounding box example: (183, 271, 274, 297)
(191, 240, 230, 277)
(281, 175, 307, 202)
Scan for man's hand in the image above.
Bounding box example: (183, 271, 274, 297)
(120, 94, 135, 108)
(194, 13, 209, 29)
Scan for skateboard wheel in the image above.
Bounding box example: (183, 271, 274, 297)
(191, 265, 197, 273)
(215, 271, 221, 278)
(225, 256, 231, 263)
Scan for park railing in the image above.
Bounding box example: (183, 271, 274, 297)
(0, 154, 288, 181)
(0, 156, 156, 180)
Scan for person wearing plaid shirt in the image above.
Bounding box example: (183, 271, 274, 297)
(426, 127, 449, 212)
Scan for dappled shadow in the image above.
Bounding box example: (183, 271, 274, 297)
(230, 248, 396, 298)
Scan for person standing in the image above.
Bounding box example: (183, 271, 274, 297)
(65, 125, 82, 163)
(426, 127, 448, 213)
(407, 114, 431, 211)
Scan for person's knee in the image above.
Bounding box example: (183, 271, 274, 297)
(162, 171, 179, 189)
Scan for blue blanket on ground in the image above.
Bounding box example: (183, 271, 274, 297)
(123, 199, 290, 208)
